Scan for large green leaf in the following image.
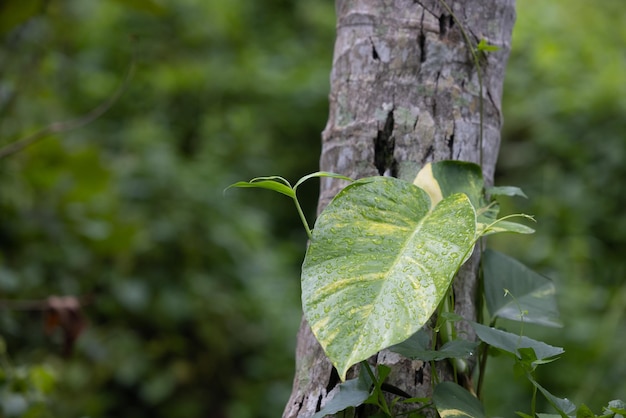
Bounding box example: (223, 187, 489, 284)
(302, 177, 477, 380)
(483, 250, 561, 327)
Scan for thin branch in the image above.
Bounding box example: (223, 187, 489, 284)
(0, 294, 94, 310)
(0, 62, 135, 160)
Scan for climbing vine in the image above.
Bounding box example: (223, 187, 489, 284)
(228, 161, 625, 417)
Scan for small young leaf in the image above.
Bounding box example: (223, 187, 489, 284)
(440, 311, 464, 322)
(480, 219, 535, 236)
(225, 178, 295, 199)
(433, 382, 486, 418)
(476, 39, 500, 52)
(576, 404, 595, 418)
(293, 171, 353, 191)
(606, 400, 626, 415)
(487, 186, 528, 198)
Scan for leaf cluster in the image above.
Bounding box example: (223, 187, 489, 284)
(230, 161, 622, 418)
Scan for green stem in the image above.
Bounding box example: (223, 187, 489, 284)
(475, 244, 487, 399)
(476, 341, 489, 399)
(430, 360, 439, 386)
(363, 362, 393, 417)
(292, 195, 312, 240)
(363, 360, 377, 383)
(530, 377, 538, 418)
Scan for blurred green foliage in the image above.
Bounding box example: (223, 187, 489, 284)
(486, 0, 626, 415)
(1, 0, 624, 417)
(1, 1, 334, 417)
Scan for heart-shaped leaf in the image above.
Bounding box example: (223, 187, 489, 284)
(483, 250, 561, 327)
(302, 176, 477, 380)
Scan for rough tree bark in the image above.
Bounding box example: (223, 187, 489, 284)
(284, 1, 515, 417)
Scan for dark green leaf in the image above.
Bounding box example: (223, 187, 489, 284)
(527, 375, 576, 418)
(471, 322, 564, 361)
(487, 186, 528, 198)
(413, 161, 485, 210)
(440, 311, 464, 322)
(433, 382, 486, 418)
(390, 329, 431, 355)
(311, 365, 372, 418)
(483, 250, 561, 327)
(390, 331, 478, 361)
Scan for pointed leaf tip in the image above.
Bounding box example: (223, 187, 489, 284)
(224, 178, 295, 198)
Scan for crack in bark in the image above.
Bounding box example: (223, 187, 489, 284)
(374, 109, 397, 176)
(447, 124, 456, 159)
(415, 366, 424, 386)
(414, 0, 438, 18)
(487, 89, 502, 126)
(315, 393, 323, 413)
(418, 11, 427, 63)
(294, 396, 304, 415)
(432, 71, 441, 117)
(424, 145, 434, 162)
(438, 14, 454, 39)
(370, 37, 380, 61)
(325, 367, 340, 394)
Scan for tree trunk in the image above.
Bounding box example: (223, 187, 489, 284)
(284, 1, 515, 417)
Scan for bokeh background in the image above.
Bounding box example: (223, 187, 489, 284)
(0, 1, 624, 417)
